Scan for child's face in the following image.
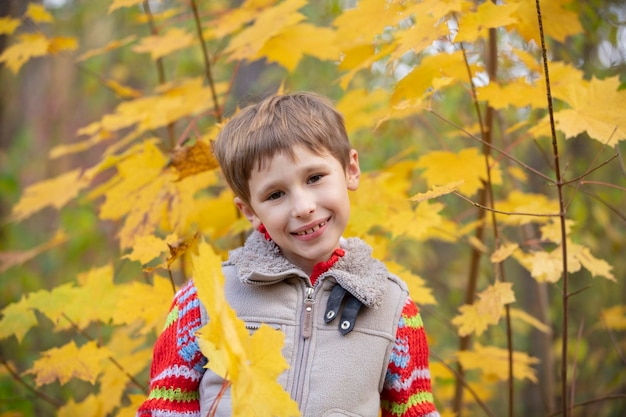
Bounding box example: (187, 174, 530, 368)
(235, 145, 360, 275)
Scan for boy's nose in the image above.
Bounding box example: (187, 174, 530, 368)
(291, 192, 316, 217)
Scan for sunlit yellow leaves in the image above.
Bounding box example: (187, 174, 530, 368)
(509, 308, 551, 334)
(509, 0, 582, 43)
(208, 0, 278, 39)
(415, 148, 502, 196)
(457, 344, 539, 383)
(477, 79, 546, 110)
(224, 0, 306, 61)
(333, 0, 403, 49)
(132, 27, 195, 60)
(169, 139, 219, 181)
(25, 341, 111, 386)
(452, 282, 515, 336)
(26, 4, 54, 23)
(0, 230, 67, 273)
(90, 77, 215, 138)
(455, 1, 519, 43)
(259, 23, 340, 71)
(336, 88, 390, 135)
(110, 277, 173, 335)
(392, 51, 480, 104)
(10, 169, 90, 223)
(600, 306, 626, 331)
(193, 241, 300, 417)
(0, 17, 20, 35)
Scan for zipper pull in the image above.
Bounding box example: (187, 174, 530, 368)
(301, 286, 314, 339)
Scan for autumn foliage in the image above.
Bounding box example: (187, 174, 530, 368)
(1, 1, 625, 416)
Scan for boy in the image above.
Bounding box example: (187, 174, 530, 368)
(137, 92, 439, 417)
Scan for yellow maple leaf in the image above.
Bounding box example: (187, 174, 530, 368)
(58, 395, 104, 417)
(258, 23, 340, 71)
(25, 341, 111, 386)
(415, 148, 502, 196)
(509, 308, 551, 334)
(225, 0, 306, 62)
(490, 242, 519, 263)
(452, 282, 515, 336)
(193, 241, 300, 416)
(570, 243, 616, 282)
(111, 277, 173, 334)
(132, 27, 195, 60)
(77, 35, 136, 61)
(455, 1, 519, 43)
(10, 169, 89, 223)
(169, 139, 219, 181)
(108, 0, 145, 13)
(0, 297, 38, 343)
(336, 88, 390, 134)
(333, 0, 403, 50)
(0, 229, 67, 273)
(514, 250, 565, 283)
(104, 79, 141, 99)
(476, 281, 516, 319)
(600, 306, 626, 331)
(410, 180, 464, 203)
(25, 3, 54, 23)
(0, 17, 21, 35)
(457, 344, 539, 382)
(0, 32, 49, 74)
(539, 218, 574, 244)
(386, 262, 437, 306)
(123, 234, 174, 265)
(451, 303, 492, 337)
(554, 76, 626, 145)
(508, 0, 582, 43)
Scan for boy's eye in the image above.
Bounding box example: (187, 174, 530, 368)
(267, 191, 284, 201)
(308, 174, 323, 184)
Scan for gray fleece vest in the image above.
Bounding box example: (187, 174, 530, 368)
(199, 232, 408, 417)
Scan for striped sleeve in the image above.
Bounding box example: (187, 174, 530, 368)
(381, 296, 439, 417)
(137, 280, 208, 417)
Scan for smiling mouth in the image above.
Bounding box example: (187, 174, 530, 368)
(295, 220, 327, 236)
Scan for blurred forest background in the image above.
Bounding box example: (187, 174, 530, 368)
(0, 0, 625, 416)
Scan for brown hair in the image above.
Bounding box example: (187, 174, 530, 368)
(212, 91, 352, 205)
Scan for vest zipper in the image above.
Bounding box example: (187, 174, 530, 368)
(292, 284, 315, 407)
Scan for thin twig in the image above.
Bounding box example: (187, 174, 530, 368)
(0, 358, 63, 407)
(544, 394, 626, 417)
(453, 192, 561, 217)
(535, 1, 570, 416)
(190, 0, 222, 123)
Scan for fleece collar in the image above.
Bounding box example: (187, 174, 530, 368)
(228, 231, 389, 308)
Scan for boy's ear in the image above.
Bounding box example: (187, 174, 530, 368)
(234, 197, 262, 229)
(346, 149, 361, 191)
